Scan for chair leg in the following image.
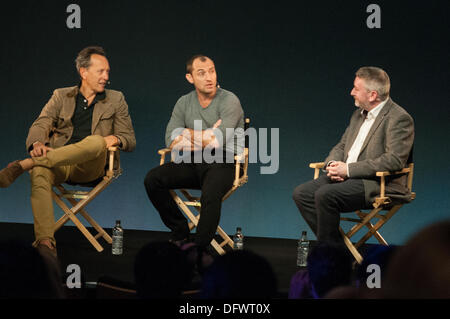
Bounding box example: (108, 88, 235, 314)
(170, 190, 200, 227)
(52, 194, 104, 252)
(215, 225, 234, 249)
(190, 200, 234, 250)
(340, 204, 404, 264)
(64, 197, 113, 244)
(355, 211, 387, 247)
(339, 227, 363, 264)
(360, 221, 387, 246)
(346, 207, 383, 238)
(210, 239, 226, 255)
(355, 205, 402, 248)
(52, 178, 115, 252)
(171, 190, 232, 255)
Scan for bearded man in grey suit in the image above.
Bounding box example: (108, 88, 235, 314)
(293, 66, 414, 243)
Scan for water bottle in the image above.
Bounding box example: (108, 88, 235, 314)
(112, 220, 123, 255)
(297, 231, 309, 267)
(233, 227, 244, 250)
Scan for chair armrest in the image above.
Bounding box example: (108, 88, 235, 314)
(233, 155, 243, 187)
(375, 164, 414, 200)
(158, 148, 171, 155)
(234, 154, 245, 162)
(309, 162, 325, 179)
(106, 147, 119, 177)
(376, 167, 411, 177)
(309, 162, 325, 169)
(158, 148, 172, 165)
(234, 149, 249, 186)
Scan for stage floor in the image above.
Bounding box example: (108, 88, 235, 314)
(0, 222, 302, 296)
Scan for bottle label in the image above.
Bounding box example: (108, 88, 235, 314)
(112, 235, 123, 255)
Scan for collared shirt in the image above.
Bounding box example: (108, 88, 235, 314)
(346, 99, 388, 174)
(67, 89, 106, 145)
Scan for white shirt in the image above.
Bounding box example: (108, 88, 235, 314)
(345, 99, 388, 176)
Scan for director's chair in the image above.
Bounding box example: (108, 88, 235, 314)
(309, 156, 415, 264)
(51, 147, 121, 252)
(158, 118, 250, 255)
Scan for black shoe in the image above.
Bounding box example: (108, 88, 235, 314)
(169, 233, 192, 247)
(36, 243, 58, 260)
(181, 244, 215, 275)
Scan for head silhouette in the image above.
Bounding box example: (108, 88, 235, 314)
(382, 220, 450, 298)
(201, 250, 277, 298)
(134, 241, 193, 298)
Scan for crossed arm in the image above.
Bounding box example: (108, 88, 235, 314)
(169, 119, 222, 151)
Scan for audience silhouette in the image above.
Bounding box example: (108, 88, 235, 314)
(1, 220, 449, 299)
(326, 220, 450, 299)
(0, 240, 64, 298)
(200, 249, 277, 298)
(289, 242, 353, 299)
(134, 241, 193, 299)
(381, 220, 450, 298)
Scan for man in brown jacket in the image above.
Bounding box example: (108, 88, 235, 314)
(0, 46, 136, 255)
(292, 67, 414, 243)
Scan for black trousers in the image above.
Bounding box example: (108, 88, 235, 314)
(292, 175, 372, 243)
(144, 160, 235, 247)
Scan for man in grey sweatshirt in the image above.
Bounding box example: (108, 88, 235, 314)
(144, 55, 244, 250)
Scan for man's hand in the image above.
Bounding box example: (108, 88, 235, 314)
(326, 161, 348, 182)
(169, 134, 194, 151)
(202, 119, 222, 148)
(30, 141, 53, 157)
(104, 135, 119, 148)
(212, 119, 222, 129)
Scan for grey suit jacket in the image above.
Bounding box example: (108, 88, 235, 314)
(324, 98, 414, 205)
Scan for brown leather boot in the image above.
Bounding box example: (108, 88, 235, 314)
(0, 160, 24, 188)
(36, 240, 58, 259)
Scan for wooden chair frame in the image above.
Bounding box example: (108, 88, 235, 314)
(309, 161, 415, 264)
(158, 119, 250, 255)
(52, 147, 121, 252)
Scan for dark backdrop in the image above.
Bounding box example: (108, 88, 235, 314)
(0, 0, 449, 243)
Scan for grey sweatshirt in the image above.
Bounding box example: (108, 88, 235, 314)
(165, 88, 244, 156)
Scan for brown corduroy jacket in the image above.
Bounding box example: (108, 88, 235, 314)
(26, 86, 136, 168)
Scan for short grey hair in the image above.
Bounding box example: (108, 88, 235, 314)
(356, 66, 390, 101)
(75, 46, 106, 74)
